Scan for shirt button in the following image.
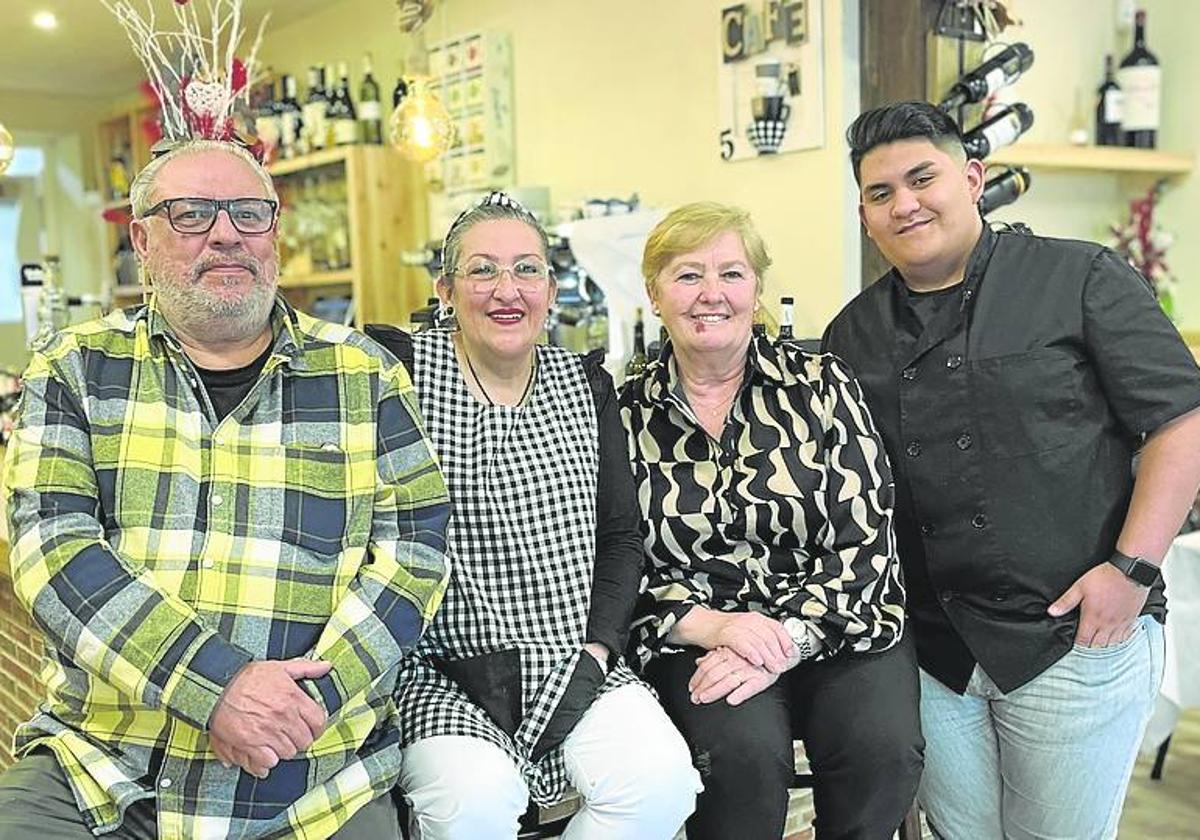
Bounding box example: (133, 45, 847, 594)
(212, 493, 224, 507)
(201, 558, 214, 569)
(971, 513, 989, 529)
(920, 523, 935, 536)
(901, 366, 918, 381)
(963, 289, 975, 301)
(906, 440, 922, 457)
(159, 777, 173, 789)
(946, 354, 963, 370)
(939, 591, 955, 603)
(321, 442, 340, 452)
(955, 432, 973, 450)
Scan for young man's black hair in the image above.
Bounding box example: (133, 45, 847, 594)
(846, 100, 966, 184)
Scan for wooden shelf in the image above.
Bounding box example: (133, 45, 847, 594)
(278, 269, 354, 289)
(988, 144, 1193, 177)
(267, 146, 353, 177)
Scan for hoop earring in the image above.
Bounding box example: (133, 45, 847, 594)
(435, 300, 458, 331)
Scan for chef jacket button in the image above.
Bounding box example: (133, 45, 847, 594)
(971, 513, 989, 529)
(991, 591, 1009, 602)
(946, 354, 963, 370)
(939, 591, 955, 603)
(955, 432, 973, 450)
(906, 440, 922, 457)
(902, 366, 918, 381)
(920, 523, 935, 536)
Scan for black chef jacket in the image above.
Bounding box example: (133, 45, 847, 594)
(823, 224, 1200, 694)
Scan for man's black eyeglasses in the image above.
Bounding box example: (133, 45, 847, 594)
(140, 197, 279, 235)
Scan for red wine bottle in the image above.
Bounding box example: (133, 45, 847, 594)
(1117, 10, 1160, 149)
(1094, 55, 1123, 146)
(937, 43, 1035, 112)
(961, 103, 1034, 160)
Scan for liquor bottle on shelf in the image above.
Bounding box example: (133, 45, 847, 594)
(254, 77, 282, 159)
(359, 52, 384, 145)
(1117, 9, 1160, 149)
(330, 62, 359, 146)
(108, 144, 131, 201)
(1094, 55, 1123, 147)
(937, 43, 1035, 112)
(961, 103, 1034, 160)
(777, 296, 795, 344)
(978, 166, 1032, 216)
(278, 74, 304, 159)
(303, 65, 330, 152)
(625, 307, 648, 378)
(393, 61, 409, 109)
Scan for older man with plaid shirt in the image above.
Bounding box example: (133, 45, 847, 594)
(0, 140, 451, 839)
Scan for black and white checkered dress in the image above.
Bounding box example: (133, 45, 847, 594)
(396, 331, 638, 805)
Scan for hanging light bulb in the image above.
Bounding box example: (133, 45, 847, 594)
(389, 76, 454, 162)
(0, 123, 15, 176)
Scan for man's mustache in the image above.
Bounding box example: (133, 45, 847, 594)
(190, 252, 264, 282)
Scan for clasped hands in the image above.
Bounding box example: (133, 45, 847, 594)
(208, 658, 332, 779)
(690, 612, 801, 706)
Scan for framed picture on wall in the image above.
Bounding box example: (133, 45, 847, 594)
(718, 1, 825, 160)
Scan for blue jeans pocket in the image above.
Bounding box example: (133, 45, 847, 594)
(1070, 619, 1144, 658)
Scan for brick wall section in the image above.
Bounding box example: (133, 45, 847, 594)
(0, 542, 46, 769)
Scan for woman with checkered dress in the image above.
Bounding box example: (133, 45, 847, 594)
(366, 193, 699, 839)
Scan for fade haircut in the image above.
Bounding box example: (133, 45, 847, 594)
(846, 101, 966, 185)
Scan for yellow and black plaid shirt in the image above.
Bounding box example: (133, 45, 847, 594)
(3, 297, 451, 838)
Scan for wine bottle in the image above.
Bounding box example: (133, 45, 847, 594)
(1094, 55, 1123, 147)
(961, 103, 1034, 160)
(937, 43, 1035, 112)
(393, 64, 409, 109)
(359, 52, 384, 145)
(278, 74, 304, 159)
(625, 308, 648, 378)
(978, 166, 1032, 216)
(254, 77, 282, 158)
(330, 62, 359, 146)
(303, 65, 330, 152)
(1117, 9, 1160, 149)
(777, 296, 795, 344)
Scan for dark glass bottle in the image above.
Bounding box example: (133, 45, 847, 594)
(777, 296, 795, 344)
(303, 65, 330, 152)
(625, 307, 648, 378)
(330, 62, 358, 146)
(978, 166, 1032, 216)
(359, 52, 384, 145)
(961, 103, 1034, 160)
(937, 43, 1035, 112)
(1118, 10, 1160, 149)
(278, 74, 304, 159)
(1095, 55, 1123, 146)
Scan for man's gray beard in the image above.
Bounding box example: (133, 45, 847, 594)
(149, 259, 279, 343)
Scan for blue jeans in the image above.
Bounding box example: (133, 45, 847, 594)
(917, 614, 1164, 840)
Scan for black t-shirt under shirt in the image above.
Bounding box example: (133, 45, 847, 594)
(195, 342, 273, 421)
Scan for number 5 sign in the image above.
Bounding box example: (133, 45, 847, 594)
(718, 1, 825, 161)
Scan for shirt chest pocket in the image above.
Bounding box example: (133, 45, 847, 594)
(969, 347, 1085, 458)
(276, 443, 354, 558)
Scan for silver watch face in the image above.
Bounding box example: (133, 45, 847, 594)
(783, 617, 806, 645)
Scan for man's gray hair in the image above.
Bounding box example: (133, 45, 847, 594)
(129, 140, 278, 217)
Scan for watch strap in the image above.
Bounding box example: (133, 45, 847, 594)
(1107, 550, 1161, 587)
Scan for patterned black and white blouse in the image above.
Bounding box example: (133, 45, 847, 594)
(618, 333, 906, 667)
(365, 327, 643, 806)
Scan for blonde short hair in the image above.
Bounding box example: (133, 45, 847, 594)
(641, 202, 771, 298)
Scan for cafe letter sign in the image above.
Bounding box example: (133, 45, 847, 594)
(719, 0, 824, 161)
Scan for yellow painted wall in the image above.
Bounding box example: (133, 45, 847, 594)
(260, 0, 857, 337)
(982, 0, 1200, 331)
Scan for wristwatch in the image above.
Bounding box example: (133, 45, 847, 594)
(1107, 550, 1162, 587)
(782, 617, 820, 662)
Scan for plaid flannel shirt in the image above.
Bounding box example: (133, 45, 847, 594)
(3, 297, 451, 838)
